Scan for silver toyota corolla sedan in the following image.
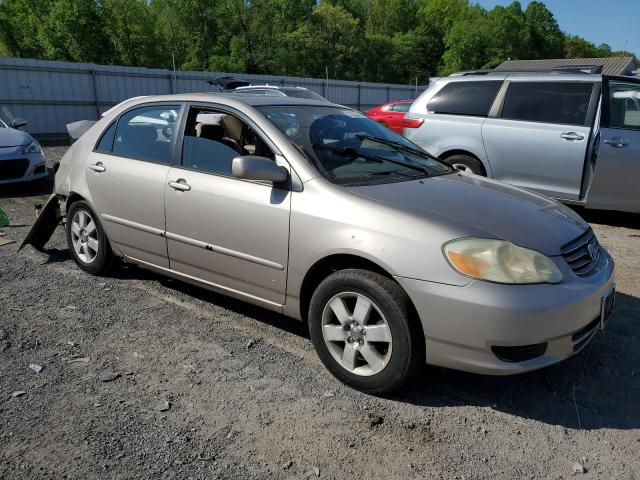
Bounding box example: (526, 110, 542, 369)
(24, 94, 616, 393)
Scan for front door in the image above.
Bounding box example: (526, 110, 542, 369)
(164, 104, 291, 306)
(85, 103, 182, 267)
(482, 81, 596, 200)
(588, 78, 640, 213)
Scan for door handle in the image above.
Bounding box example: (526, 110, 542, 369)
(561, 132, 584, 141)
(168, 179, 191, 191)
(88, 162, 106, 173)
(603, 137, 629, 148)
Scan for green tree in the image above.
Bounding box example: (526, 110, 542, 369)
(524, 1, 564, 59)
(41, 0, 112, 63)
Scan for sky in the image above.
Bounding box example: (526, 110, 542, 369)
(474, 0, 640, 57)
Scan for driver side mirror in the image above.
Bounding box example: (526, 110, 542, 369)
(232, 155, 288, 183)
(12, 118, 27, 129)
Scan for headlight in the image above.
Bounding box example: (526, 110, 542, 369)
(443, 238, 563, 284)
(21, 140, 42, 154)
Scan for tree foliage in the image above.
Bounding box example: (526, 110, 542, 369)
(0, 0, 635, 82)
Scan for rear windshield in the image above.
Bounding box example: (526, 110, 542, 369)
(283, 90, 327, 101)
(428, 81, 502, 117)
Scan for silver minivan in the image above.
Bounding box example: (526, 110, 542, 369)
(404, 72, 640, 213)
(24, 94, 615, 393)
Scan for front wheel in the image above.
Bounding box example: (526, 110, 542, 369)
(308, 269, 423, 394)
(66, 201, 112, 275)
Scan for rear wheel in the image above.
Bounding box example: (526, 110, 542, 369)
(66, 201, 112, 275)
(443, 154, 484, 175)
(308, 269, 423, 394)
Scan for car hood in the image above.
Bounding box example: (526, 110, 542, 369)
(0, 128, 31, 147)
(347, 173, 589, 256)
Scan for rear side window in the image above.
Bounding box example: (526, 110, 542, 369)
(95, 122, 116, 153)
(112, 105, 180, 164)
(502, 82, 593, 125)
(391, 103, 411, 112)
(606, 81, 640, 130)
(427, 81, 502, 117)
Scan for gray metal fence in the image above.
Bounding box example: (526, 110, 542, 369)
(0, 57, 429, 136)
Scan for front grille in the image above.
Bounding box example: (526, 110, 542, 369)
(0, 159, 29, 180)
(492, 343, 547, 363)
(561, 229, 603, 277)
(572, 318, 599, 352)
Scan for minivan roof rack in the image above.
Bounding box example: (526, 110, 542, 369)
(450, 65, 603, 77)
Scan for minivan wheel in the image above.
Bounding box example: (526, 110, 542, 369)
(66, 201, 112, 275)
(308, 269, 423, 394)
(444, 154, 484, 175)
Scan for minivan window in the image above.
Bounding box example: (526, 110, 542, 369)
(502, 82, 593, 125)
(607, 81, 640, 129)
(427, 81, 502, 117)
(113, 105, 179, 164)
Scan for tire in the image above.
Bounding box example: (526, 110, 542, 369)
(66, 200, 112, 275)
(308, 269, 423, 394)
(443, 154, 484, 175)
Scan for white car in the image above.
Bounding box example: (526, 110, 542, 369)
(0, 116, 47, 185)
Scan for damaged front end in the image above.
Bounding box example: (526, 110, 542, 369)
(19, 194, 62, 251)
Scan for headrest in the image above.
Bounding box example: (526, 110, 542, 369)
(196, 123, 224, 140)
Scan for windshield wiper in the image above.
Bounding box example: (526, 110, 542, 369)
(312, 142, 430, 176)
(356, 134, 451, 170)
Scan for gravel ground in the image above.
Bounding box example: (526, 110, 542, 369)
(1, 147, 639, 479)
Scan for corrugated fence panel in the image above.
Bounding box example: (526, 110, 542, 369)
(0, 57, 429, 135)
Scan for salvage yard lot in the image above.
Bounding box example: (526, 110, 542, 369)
(1, 147, 639, 479)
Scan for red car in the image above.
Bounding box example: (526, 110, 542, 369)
(365, 100, 413, 134)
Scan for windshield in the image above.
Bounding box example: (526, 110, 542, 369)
(257, 105, 450, 185)
(284, 90, 327, 102)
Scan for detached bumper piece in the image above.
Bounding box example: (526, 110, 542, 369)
(18, 194, 61, 252)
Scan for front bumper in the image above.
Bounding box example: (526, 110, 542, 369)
(0, 148, 47, 185)
(396, 252, 615, 375)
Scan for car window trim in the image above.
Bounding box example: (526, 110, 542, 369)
(496, 81, 597, 127)
(173, 101, 292, 190)
(601, 75, 640, 132)
(92, 101, 186, 166)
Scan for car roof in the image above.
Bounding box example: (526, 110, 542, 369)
(442, 72, 601, 83)
(236, 85, 311, 91)
(111, 92, 341, 110)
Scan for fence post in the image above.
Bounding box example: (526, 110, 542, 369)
(90, 70, 101, 118)
(357, 84, 361, 111)
(168, 73, 175, 94)
(386, 86, 390, 103)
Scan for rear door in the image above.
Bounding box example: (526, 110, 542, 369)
(85, 103, 182, 267)
(482, 80, 597, 200)
(587, 77, 640, 213)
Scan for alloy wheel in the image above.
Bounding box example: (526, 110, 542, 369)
(70, 210, 99, 263)
(321, 292, 393, 376)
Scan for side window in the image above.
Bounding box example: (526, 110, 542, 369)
(95, 121, 116, 153)
(607, 81, 640, 129)
(181, 107, 274, 176)
(113, 105, 179, 164)
(502, 82, 593, 125)
(396, 103, 410, 112)
(391, 103, 411, 113)
(427, 81, 502, 117)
